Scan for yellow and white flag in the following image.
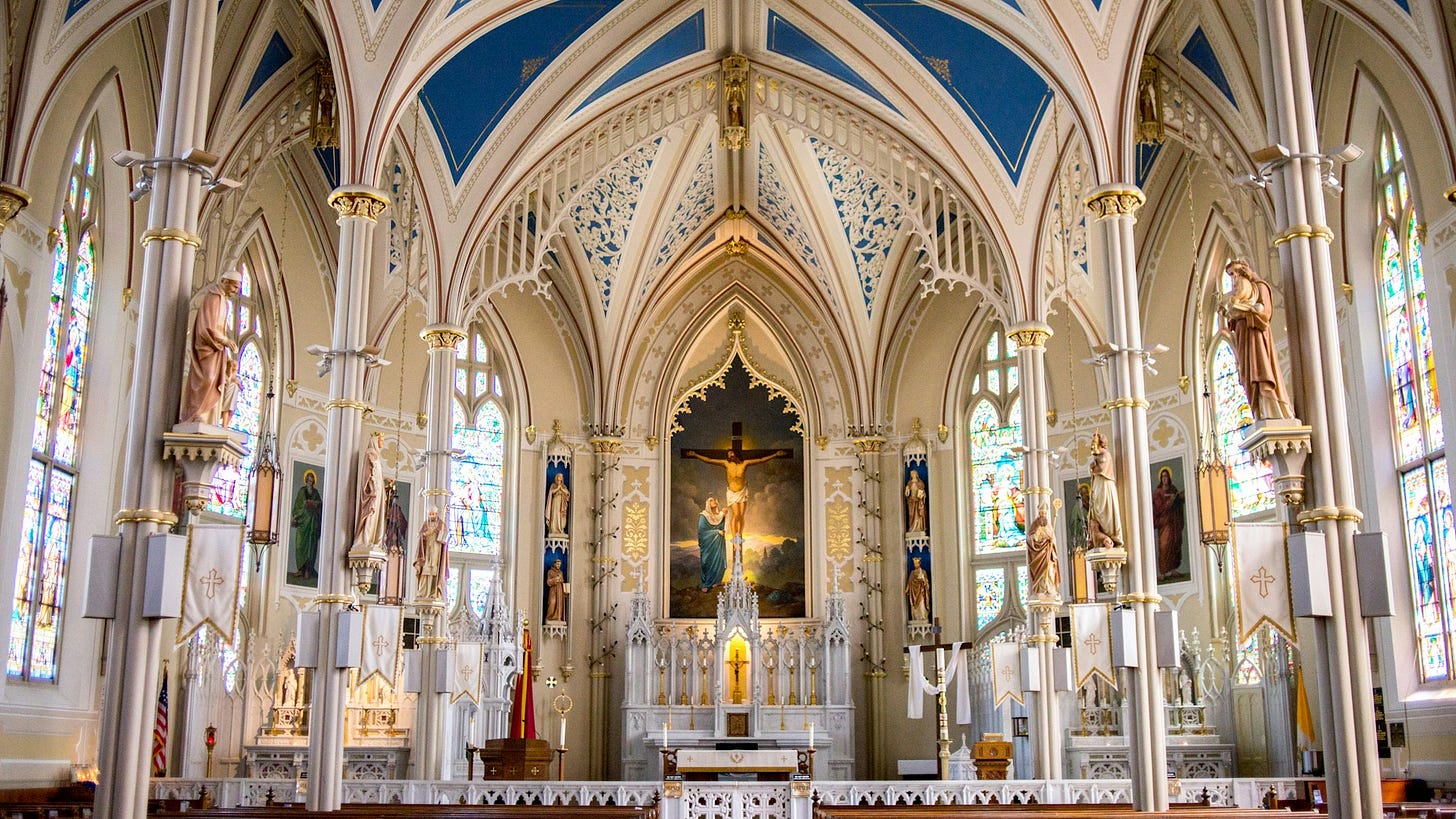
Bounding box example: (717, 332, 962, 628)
(360, 605, 401, 685)
(453, 642, 483, 704)
(1070, 603, 1114, 688)
(991, 641, 1024, 706)
(1232, 522, 1295, 642)
(177, 524, 244, 645)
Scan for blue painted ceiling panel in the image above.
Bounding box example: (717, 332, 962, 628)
(1181, 27, 1237, 108)
(849, 0, 1050, 183)
(576, 10, 705, 113)
(766, 10, 898, 113)
(422, 1, 621, 182)
(65, 0, 92, 20)
(1135, 141, 1163, 190)
(314, 147, 340, 190)
(1391, 0, 1410, 11)
(243, 32, 293, 107)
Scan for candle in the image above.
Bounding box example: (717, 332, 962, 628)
(560, 714, 566, 746)
(809, 723, 814, 750)
(662, 721, 668, 748)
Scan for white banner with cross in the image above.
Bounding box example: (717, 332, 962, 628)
(360, 605, 401, 685)
(1232, 521, 1296, 643)
(177, 523, 244, 645)
(991, 640, 1024, 706)
(452, 642, 483, 704)
(1070, 602, 1114, 688)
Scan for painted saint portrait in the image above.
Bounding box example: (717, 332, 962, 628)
(287, 462, 325, 588)
(1150, 457, 1191, 584)
(669, 360, 805, 618)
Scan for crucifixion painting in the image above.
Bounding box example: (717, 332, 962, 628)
(669, 359, 805, 618)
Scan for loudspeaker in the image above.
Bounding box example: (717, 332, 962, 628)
(1052, 648, 1074, 691)
(434, 651, 453, 694)
(1110, 607, 1138, 668)
(83, 536, 121, 619)
(1288, 532, 1332, 617)
(1020, 647, 1041, 692)
(295, 611, 320, 668)
(1354, 532, 1394, 618)
(403, 650, 422, 693)
(1155, 610, 1180, 668)
(142, 533, 185, 619)
(335, 610, 363, 668)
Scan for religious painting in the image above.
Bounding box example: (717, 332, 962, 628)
(286, 461, 325, 588)
(543, 544, 569, 624)
(1150, 457, 1191, 584)
(1061, 476, 1090, 557)
(669, 360, 805, 618)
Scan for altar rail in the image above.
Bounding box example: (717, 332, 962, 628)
(150, 777, 1311, 812)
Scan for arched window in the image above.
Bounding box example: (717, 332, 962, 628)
(969, 328, 1024, 551)
(449, 328, 507, 613)
(1211, 339, 1275, 517)
(1374, 118, 1451, 682)
(9, 124, 100, 681)
(208, 263, 267, 519)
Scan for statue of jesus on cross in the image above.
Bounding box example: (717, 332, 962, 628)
(681, 421, 793, 539)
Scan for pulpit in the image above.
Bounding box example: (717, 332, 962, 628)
(972, 733, 1013, 780)
(477, 738, 552, 780)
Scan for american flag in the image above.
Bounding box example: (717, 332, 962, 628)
(151, 675, 168, 777)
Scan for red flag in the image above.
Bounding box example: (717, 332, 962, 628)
(151, 675, 169, 777)
(508, 628, 537, 739)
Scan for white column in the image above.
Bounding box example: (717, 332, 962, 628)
(1084, 184, 1168, 811)
(414, 324, 464, 779)
(1255, 2, 1380, 815)
(1008, 322, 1063, 779)
(586, 427, 623, 777)
(850, 432, 887, 777)
(305, 185, 389, 811)
(94, 2, 217, 818)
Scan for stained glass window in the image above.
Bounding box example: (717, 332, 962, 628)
(208, 263, 268, 519)
(1233, 633, 1263, 686)
(1212, 340, 1275, 517)
(10, 123, 100, 682)
(468, 568, 497, 620)
(1375, 118, 1453, 682)
(1016, 565, 1029, 609)
(975, 568, 1006, 630)
(970, 329, 1024, 552)
(450, 330, 507, 556)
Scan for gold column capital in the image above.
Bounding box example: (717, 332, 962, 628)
(1006, 322, 1053, 349)
(327, 185, 390, 221)
(420, 323, 466, 350)
(0, 183, 32, 234)
(852, 437, 887, 453)
(590, 437, 623, 454)
(1083, 185, 1146, 219)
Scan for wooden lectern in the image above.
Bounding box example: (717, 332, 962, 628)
(477, 738, 553, 780)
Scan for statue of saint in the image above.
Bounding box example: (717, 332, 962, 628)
(544, 558, 567, 622)
(545, 472, 571, 537)
(179, 270, 241, 426)
(219, 357, 240, 428)
(1086, 432, 1123, 551)
(384, 480, 408, 556)
(904, 556, 931, 622)
(904, 471, 928, 534)
(414, 507, 448, 601)
(1026, 508, 1060, 598)
(351, 433, 387, 554)
(1221, 260, 1294, 420)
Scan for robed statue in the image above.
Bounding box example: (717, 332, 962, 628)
(351, 433, 387, 554)
(904, 556, 930, 622)
(180, 270, 241, 425)
(1221, 260, 1294, 420)
(1026, 508, 1061, 598)
(414, 507, 448, 601)
(1086, 432, 1123, 551)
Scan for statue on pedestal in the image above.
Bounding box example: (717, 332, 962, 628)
(414, 507, 448, 601)
(1221, 260, 1294, 420)
(904, 471, 928, 534)
(545, 472, 571, 537)
(179, 270, 241, 426)
(1026, 508, 1060, 598)
(352, 432, 387, 554)
(904, 557, 930, 622)
(1086, 432, 1123, 551)
(545, 559, 567, 622)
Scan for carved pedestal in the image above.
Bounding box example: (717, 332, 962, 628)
(972, 734, 1013, 780)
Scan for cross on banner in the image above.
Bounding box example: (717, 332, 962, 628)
(1000, 663, 1016, 683)
(1083, 632, 1101, 655)
(199, 569, 225, 600)
(372, 635, 389, 657)
(1250, 566, 1277, 598)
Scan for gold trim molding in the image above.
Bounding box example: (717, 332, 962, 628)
(0, 183, 32, 233)
(140, 227, 202, 248)
(1006, 322, 1053, 349)
(1084, 186, 1146, 219)
(1273, 224, 1334, 246)
(327, 186, 390, 221)
(114, 508, 179, 526)
(325, 398, 374, 414)
(1101, 397, 1150, 410)
(420, 324, 466, 350)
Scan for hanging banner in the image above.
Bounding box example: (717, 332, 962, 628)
(991, 641, 1024, 706)
(452, 642, 483, 704)
(359, 605, 401, 685)
(1070, 603, 1114, 688)
(1232, 522, 1296, 642)
(177, 524, 244, 645)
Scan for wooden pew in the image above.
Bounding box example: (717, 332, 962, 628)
(150, 803, 657, 819)
(810, 804, 1319, 819)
